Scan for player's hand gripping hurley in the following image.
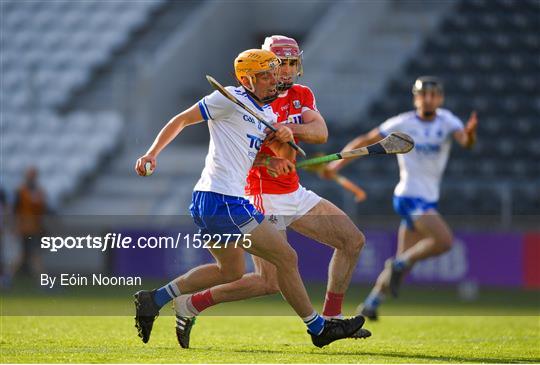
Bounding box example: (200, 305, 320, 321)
(206, 75, 306, 157)
(297, 132, 414, 168)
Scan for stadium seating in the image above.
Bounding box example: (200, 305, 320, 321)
(1, 0, 165, 206)
(1, 0, 165, 110)
(2, 110, 122, 207)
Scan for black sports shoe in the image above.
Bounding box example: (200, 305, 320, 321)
(310, 315, 365, 348)
(351, 327, 372, 339)
(387, 258, 405, 298)
(358, 305, 378, 321)
(175, 315, 196, 349)
(134, 290, 160, 343)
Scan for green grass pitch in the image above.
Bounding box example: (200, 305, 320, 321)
(1, 287, 539, 363)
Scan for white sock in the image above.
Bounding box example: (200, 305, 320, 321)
(323, 313, 344, 320)
(173, 295, 199, 318)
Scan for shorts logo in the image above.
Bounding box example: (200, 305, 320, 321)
(268, 215, 278, 224)
(293, 100, 301, 109)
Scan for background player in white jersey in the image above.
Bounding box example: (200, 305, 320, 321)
(325, 76, 478, 320)
(173, 36, 368, 348)
(133, 49, 365, 347)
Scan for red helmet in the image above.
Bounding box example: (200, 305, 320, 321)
(261, 35, 303, 91)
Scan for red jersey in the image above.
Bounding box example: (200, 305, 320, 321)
(245, 84, 318, 195)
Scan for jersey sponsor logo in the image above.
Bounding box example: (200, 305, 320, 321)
(243, 114, 256, 124)
(243, 114, 264, 130)
(246, 133, 263, 150)
(414, 143, 441, 154)
(287, 113, 302, 124)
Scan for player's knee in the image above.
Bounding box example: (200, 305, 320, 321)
(353, 230, 366, 253)
(223, 270, 244, 283)
(343, 229, 365, 257)
(275, 247, 298, 269)
(437, 232, 453, 253)
(220, 266, 245, 283)
(263, 280, 280, 295)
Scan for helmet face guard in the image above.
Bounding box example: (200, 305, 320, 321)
(412, 76, 444, 95)
(234, 49, 281, 103)
(412, 76, 444, 118)
(262, 35, 303, 92)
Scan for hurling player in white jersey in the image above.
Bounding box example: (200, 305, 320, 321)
(172, 36, 369, 349)
(133, 49, 365, 347)
(325, 76, 478, 320)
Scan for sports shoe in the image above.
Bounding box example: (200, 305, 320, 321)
(351, 327, 372, 339)
(134, 290, 160, 343)
(357, 305, 378, 321)
(386, 258, 405, 298)
(310, 315, 365, 348)
(175, 315, 196, 348)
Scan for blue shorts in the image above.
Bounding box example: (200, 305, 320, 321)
(393, 196, 438, 230)
(189, 191, 264, 235)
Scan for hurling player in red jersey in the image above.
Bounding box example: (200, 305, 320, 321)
(172, 36, 369, 348)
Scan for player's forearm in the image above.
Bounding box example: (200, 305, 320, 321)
(287, 121, 328, 144)
(463, 131, 476, 149)
(252, 153, 272, 168)
(146, 115, 187, 157)
(252, 153, 293, 171)
(454, 130, 476, 149)
(146, 105, 203, 157)
(263, 142, 296, 163)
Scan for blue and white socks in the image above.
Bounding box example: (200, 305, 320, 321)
(153, 281, 181, 308)
(393, 257, 410, 271)
(364, 291, 384, 310)
(303, 311, 325, 335)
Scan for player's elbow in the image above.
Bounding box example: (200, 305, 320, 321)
(317, 130, 329, 144)
(304, 129, 327, 144)
(318, 124, 329, 143)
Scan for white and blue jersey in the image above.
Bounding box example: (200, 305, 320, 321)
(379, 108, 464, 226)
(190, 86, 275, 235)
(194, 86, 275, 197)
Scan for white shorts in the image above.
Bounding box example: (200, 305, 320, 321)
(248, 185, 322, 230)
